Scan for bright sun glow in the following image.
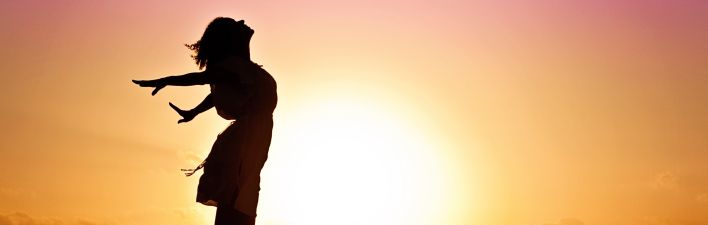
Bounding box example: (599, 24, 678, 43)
(257, 94, 453, 225)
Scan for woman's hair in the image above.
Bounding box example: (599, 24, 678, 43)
(186, 17, 252, 70)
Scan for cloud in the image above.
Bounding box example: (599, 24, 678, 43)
(111, 207, 207, 225)
(652, 171, 680, 190)
(0, 207, 207, 225)
(636, 216, 708, 225)
(0, 187, 39, 201)
(0, 215, 11, 225)
(0, 212, 113, 225)
(0, 212, 73, 225)
(695, 193, 708, 204)
(543, 218, 585, 225)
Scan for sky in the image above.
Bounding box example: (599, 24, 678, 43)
(0, 0, 707, 225)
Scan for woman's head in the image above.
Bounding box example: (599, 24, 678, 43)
(186, 17, 254, 69)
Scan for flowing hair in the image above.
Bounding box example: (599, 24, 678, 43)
(185, 17, 251, 70)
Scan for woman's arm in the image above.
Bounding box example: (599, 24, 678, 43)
(133, 71, 214, 95)
(169, 94, 214, 124)
(159, 72, 212, 86)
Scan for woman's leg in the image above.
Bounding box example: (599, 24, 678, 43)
(214, 205, 255, 225)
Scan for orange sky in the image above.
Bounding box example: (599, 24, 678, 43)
(1, 0, 707, 225)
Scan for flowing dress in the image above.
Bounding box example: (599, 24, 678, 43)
(196, 57, 277, 217)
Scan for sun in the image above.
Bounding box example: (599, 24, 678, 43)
(257, 94, 454, 225)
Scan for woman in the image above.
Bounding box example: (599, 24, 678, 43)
(133, 17, 277, 225)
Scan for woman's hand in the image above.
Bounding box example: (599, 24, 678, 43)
(132, 79, 166, 96)
(169, 102, 197, 124)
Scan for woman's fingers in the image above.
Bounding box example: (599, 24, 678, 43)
(133, 79, 165, 95)
(151, 85, 165, 96)
(178, 117, 192, 124)
(169, 102, 184, 112)
(132, 79, 154, 87)
(170, 102, 194, 124)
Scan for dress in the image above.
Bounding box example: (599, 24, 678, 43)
(196, 57, 277, 217)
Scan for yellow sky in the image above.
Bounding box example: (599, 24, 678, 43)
(1, 0, 707, 225)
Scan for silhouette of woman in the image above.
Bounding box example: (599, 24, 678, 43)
(133, 17, 277, 225)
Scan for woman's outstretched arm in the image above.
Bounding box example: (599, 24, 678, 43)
(158, 72, 212, 86)
(133, 72, 214, 95)
(169, 94, 214, 124)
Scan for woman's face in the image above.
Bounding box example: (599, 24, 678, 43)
(236, 20, 254, 40)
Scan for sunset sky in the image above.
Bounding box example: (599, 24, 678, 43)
(1, 0, 707, 225)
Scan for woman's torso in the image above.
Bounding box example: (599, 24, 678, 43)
(208, 57, 277, 120)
